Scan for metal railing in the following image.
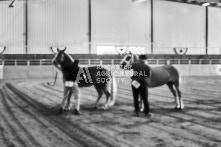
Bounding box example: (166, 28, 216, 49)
(0, 59, 221, 66)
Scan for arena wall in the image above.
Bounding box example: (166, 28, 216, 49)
(1, 0, 221, 54)
(1, 54, 221, 60)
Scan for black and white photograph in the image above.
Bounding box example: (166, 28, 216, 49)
(0, 0, 221, 146)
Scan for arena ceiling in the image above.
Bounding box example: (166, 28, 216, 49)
(134, 0, 221, 8)
(1, 0, 221, 8)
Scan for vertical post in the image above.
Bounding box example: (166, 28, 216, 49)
(88, 0, 92, 54)
(24, 0, 28, 54)
(27, 60, 30, 79)
(205, 7, 208, 55)
(150, 0, 154, 54)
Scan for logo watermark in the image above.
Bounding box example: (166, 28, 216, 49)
(74, 65, 149, 84)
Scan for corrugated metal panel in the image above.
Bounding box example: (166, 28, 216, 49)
(91, 0, 151, 54)
(153, 0, 206, 54)
(0, 1, 25, 54)
(208, 7, 221, 54)
(28, 0, 88, 54)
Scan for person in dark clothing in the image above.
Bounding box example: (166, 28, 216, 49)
(61, 59, 81, 115)
(131, 55, 151, 117)
(63, 59, 80, 81)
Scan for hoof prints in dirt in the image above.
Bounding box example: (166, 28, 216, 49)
(2, 83, 118, 147)
(1, 78, 221, 147)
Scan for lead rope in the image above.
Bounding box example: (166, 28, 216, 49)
(53, 71, 58, 85)
(47, 71, 58, 86)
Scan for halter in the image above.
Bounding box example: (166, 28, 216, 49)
(52, 48, 74, 71)
(120, 52, 139, 69)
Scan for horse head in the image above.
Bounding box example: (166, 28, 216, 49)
(119, 52, 139, 70)
(52, 47, 74, 70)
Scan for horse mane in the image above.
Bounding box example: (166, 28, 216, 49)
(55, 51, 78, 70)
(73, 59, 79, 64)
(62, 53, 74, 64)
(133, 54, 139, 62)
(67, 54, 74, 62)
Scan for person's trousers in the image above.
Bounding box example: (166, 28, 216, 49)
(131, 80, 149, 114)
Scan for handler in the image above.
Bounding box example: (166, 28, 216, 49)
(60, 59, 81, 115)
(131, 54, 152, 117)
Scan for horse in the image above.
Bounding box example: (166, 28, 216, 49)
(52, 48, 117, 114)
(120, 52, 184, 110)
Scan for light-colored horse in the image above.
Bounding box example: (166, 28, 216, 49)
(120, 53, 184, 110)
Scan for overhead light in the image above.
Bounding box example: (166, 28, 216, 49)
(190, 1, 199, 4)
(210, 3, 218, 7)
(132, 0, 147, 4)
(201, 2, 210, 7)
(0, 46, 6, 54)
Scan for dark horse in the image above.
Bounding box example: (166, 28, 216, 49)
(120, 52, 184, 110)
(52, 48, 117, 113)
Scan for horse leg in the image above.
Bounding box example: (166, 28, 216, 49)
(102, 87, 111, 110)
(167, 82, 179, 109)
(59, 87, 69, 114)
(174, 84, 184, 110)
(66, 90, 73, 110)
(94, 85, 103, 109)
(72, 84, 81, 115)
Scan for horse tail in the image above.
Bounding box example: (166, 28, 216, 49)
(108, 72, 117, 107)
(179, 74, 182, 85)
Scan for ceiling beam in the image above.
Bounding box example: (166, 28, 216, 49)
(160, 0, 221, 8)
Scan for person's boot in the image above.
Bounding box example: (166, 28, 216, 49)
(74, 109, 80, 115)
(134, 111, 140, 117)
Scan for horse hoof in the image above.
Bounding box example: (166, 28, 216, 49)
(101, 107, 106, 110)
(101, 104, 108, 110)
(58, 108, 63, 114)
(64, 107, 71, 111)
(134, 112, 140, 117)
(174, 107, 180, 110)
(74, 109, 80, 115)
(145, 113, 153, 118)
(93, 106, 98, 110)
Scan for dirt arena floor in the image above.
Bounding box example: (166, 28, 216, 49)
(0, 76, 221, 147)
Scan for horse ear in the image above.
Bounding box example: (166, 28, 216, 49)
(129, 51, 132, 55)
(57, 48, 60, 52)
(63, 47, 66, 52)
